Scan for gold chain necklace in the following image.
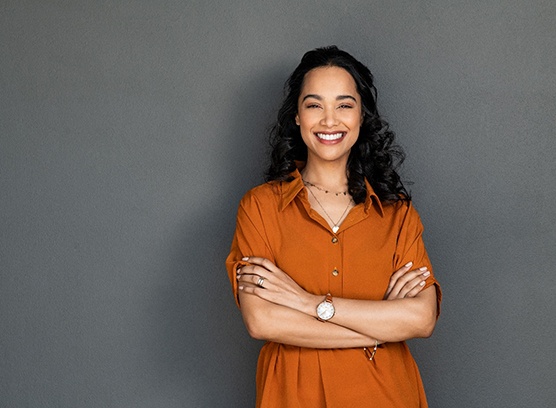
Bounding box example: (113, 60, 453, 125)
(305, 183, 353, 234)
(303, 180, 348, 196)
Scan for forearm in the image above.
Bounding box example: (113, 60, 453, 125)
(239, 291, 378, 349)
(235, 256, 438, 344)
(312, 287, 438, 342)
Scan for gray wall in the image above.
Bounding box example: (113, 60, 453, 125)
(1, 1, 555, 407)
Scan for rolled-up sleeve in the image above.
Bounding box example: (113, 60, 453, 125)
(394, 202, 442, 316)
(225, 192, 275, 307)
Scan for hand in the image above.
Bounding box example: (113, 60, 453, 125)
(236, 256, 318, 315)
(384, 262, 431, 300)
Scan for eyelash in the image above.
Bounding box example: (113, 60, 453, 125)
(305, 104, 353, 109)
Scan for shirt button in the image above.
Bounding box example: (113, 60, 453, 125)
(332, 269, 339, 277)
(331, 236, 338, 244)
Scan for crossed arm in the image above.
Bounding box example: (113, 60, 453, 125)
(236, 257, 438, 349)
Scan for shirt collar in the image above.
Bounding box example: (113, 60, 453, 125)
(363, 178, 384, 216)
(277, 169, 305, 212)
(277, 168, 384, 217)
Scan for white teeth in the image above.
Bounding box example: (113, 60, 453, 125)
(316, 132, 344, 141)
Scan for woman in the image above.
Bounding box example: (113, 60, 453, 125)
(226, 46, 441, 407)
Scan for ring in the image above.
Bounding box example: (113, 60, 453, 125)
(257, 277, 265, 288)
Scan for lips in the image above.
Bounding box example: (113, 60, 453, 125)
(316, 132, 345, 141)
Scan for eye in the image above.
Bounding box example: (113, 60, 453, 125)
(338, 104, 354, 109)
(306, 103, 321, 109)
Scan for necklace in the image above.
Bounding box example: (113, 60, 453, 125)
(303, 180, 348, 196)
(305, 184, 353, 233)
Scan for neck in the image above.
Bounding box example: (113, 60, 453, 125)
(300, 160, 349, 189)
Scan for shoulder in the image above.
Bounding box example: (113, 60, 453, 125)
(239, 171, 303, 217)
(238, 181, 282, 211)
(382, 197, 411, 213)
(241, 181, 280, 201)
(382, 198, 423, 225)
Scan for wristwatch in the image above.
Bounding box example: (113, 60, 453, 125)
(316, 293, 335, 322)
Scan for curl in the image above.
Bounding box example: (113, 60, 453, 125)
(265, 46, 410, 204)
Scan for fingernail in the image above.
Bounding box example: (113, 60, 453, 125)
(419, 267, 428, 271)
(242, 257, 249, 261)
(405, 262, 413, 267)
(238, 285, 244, 290)
(419, 281, 426, 286)
(423, 271, 430, 277)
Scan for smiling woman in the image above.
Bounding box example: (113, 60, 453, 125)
(226, 46, 442, 407)
(295, 66, 362, 168)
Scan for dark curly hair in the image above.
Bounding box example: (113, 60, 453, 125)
(265, 46, 410, 204)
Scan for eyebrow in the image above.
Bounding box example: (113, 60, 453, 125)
(301, 94, 357, 102)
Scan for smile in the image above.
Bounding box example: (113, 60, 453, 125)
(316, 132, 345, 141)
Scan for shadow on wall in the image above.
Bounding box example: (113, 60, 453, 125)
(146, 63, 288, 406)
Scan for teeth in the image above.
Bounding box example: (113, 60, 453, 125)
(316, 132, 344, 141)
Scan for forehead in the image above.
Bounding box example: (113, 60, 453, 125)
(300, 66, 358, 97)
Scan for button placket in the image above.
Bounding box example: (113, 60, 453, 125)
(331, 235, 339, 276)
(328, 232, 343, 295)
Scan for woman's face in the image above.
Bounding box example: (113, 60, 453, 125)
(295, 66, 362, 167)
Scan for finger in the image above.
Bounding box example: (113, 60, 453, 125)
(390, 273, 430, 300)
(398, 273, 430, 298)
(242, 257, 279, 274)
(385, 262, 414, 296)
(241, 258, 296, 287)
(390, 267, 430, 299)
(238, 277, 279, 303)
(236, 267, 275, 290)
(387, 267, 430, 299)
(237, 264, 273, 282)
(239, 281, 274, 304)
(252, 274, 269, 288)
(238, 282, 267, 296)
(386, 264, 422, 298)
(403, 280, 427, 298)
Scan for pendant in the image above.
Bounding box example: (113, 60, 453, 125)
(332, 226, 339, 234)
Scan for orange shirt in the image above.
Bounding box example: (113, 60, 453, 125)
(226, 169, 441, 408)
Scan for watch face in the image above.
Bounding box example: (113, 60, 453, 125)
(317, 301, 335, 321)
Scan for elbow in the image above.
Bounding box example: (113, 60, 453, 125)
(238, 293, 277, 341)
(414, 310, 437, 338)
(402, 318, 435, 340)
(418, 321, 436, 338)
(244, 319, 266, 340)
(410, 291, 439, 339)
(242, 311, 272, 341)
(397, 302, 437, 340)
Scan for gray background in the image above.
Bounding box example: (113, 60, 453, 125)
(1, 0, 555, 407)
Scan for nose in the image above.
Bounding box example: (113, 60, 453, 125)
(320, 107, 338, 127)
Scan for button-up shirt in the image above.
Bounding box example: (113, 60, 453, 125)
(226, 169, 441, 407)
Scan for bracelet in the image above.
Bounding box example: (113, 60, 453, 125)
(363, 340, 378, 361)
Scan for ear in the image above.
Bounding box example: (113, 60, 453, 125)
(295, 114, 300, 126)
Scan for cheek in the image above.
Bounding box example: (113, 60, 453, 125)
(299, 127, 315, 146)
(299, 127, 312, 141)
(350, 113, 363, 128)
(297, 117, 315, 134)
